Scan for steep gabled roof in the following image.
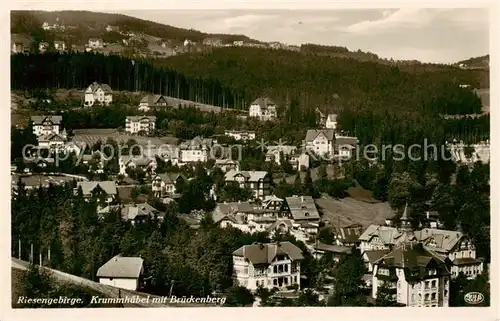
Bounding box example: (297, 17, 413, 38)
(31, 115, 63, 125)
(76, 181, 117, 195)
(305, 129, 335, 142)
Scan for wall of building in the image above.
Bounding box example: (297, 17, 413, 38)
(99, 277, 138, 291)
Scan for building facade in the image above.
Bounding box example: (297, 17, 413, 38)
(84, 82, 113, 106)
(224, 170, 270, 200)
(125, 116, 156, 134)
(31, 115, 62, 137)
(248, 98, 277, 121)
(232, 242, 303, 291)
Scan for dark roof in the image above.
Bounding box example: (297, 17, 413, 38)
(335, 135, 359, 147)
(140, 94, 166, 106)
(338, 225, 364, 243)
(314, 242, 352, 254)
(285, 196, 320, 221)
(251, 97, 276, 110)
(305, 129, 335, 142)
(233, 242, 303, 265)
(375, 242, 446, 269)
(31, 115, 63, 125)
(363, 249, 390, 263)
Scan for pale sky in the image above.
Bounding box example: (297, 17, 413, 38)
(117, 8, 489, 63)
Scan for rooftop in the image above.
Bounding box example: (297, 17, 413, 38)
(96, 256, 143, 278)
(285, 196, 320, 221)
(233, 242, 304, 265)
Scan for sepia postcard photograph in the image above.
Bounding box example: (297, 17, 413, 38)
(3, 0, 499, 320)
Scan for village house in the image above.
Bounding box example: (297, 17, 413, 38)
(151, 172, 186, 198)
(262, 195, 284, 211)
(248, 98, 278, 121)
(360, 205, 483, 280)
(372, 242, 451, 307)
(335, 135, 358, 160)
(315, 108, 326, 127)
(224, 130, 256, 141)
(213, 159, 240, 173)
(11, 33, 30, 54)
(75, 181, 117, 203)
(232, 242, 304, 291)
(120, 202, 163, 224)
(178, 136, 213, 165)
(233, 40, 244, 46)
(125, 116, 156, 134)
(37, 133, 66, 151)
(84, 82, 113, 106)
(138, 94, 168, 112)
(334, 223, 364, 247)
(97, 255, 144, 291)
(312, 242, 352, 263)
(118, 155, 157, 176)
(88, 38, 104, 48)
(265, 145, 297, 165)
(81, 150, 106, 173)
(325, 114, 338, 130)
(54, 40, 66, 51)
(31, 115, 62, 136)
(284, 196, 320, 224)
(224, 170, 270, 200)
(213, 201, 282, 234)
(288, 152, 310, 171)
(203, 37, 222, 47)
(38, 41, 49, 53)
(305, 129, 335, 157)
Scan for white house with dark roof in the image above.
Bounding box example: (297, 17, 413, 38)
(178, 136, 213, 164)
(224, 170, 270, 200)
(360, 204, 483, 280)
(248, 98, 277, 121)
(151, 172, 186, 197)
(305, 129, 335, 156)
(119, 155, 157, 176)
(121, 202, 163, 224)
(97, 255, 144, 291)
(335, 135, 358, 159)
(84, 82, 112, 106)
(265, 145, 297, 165)
(125, 116, 156, 134)
(214, 159, 240, 173)
(232, 242, 303, 291)
(372, 242, 451, 307)
(11, 33, 30, 54)
(138, 94, 168, 112)
(75, 181, 117, 203)
(31, 115, 62, 136)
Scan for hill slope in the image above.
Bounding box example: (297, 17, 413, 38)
(11, 10, 254, 45)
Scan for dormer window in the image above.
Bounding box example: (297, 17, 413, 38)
(428, 268, 437, 276)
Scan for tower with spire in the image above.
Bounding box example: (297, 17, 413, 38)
(398, 202, 417, 246)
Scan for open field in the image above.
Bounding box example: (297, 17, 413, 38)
(315, 195, 393, 228)
(72, 129, 178, 148)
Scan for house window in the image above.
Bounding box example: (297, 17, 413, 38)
(294, 276, 297, 283)
(256, 280, 259, 287)
(425, 294, 430, 301)
(284, 265, 288, 272)
(273, 279, 277, 286)
(431, 293, 436, 300)
(431, 280, 437, 288)
(444, 290, 448, 296)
